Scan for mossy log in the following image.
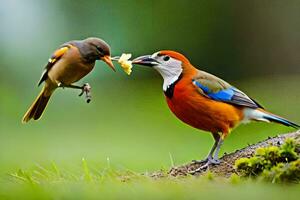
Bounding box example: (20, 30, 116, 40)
(166, 130, 300, 177)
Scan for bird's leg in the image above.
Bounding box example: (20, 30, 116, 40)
(192, 132, 220, 164)
(192, 141, 217, 164)
(204, 134, 223, 166)
(58, 83, 92, 103)
(212, 137, 224, 163)
(191, 133, 223, 173)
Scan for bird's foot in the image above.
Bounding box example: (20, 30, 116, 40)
(192, 155, 220, 164)
(190, 158, 221, 174)
(79, 83, 92, 103)
(209, 158, 220, 165)
(191, 158, 208, 164)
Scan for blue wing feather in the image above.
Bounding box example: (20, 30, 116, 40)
(208, 88, 235, 101)
(193, 80, 261, 108)
(193, 81, 234, 100)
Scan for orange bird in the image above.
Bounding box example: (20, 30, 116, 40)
(133, 50, 299, 167)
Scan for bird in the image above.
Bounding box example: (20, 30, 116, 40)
(22, 37, 115, 123)
(132, 50, 299, 168)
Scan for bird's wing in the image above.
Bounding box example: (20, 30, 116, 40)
(37, 45, 70, 86)
(192, 70, 263, 108)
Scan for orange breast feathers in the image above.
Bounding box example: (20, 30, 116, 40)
(165, 72, 244, 136)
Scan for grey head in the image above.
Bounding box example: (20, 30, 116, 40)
(71, 37, 115, 70)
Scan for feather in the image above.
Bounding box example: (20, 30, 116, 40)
(38, 45, 70, 86)
(192, 71, 261, 108)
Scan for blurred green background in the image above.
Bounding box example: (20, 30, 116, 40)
(0, 0, 299, 178)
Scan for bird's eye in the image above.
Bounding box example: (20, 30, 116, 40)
(163, 56, 170, 61)
(96, 46, 104, 54)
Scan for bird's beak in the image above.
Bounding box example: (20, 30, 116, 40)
(101, 55, 116, 71)
(132, 55, 159, 67)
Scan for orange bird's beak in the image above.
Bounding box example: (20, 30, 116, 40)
(101, 55, 116, 71)
(132, 55, 159, 67)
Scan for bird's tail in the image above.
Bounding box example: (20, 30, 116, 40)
(262, 111, 300, 129)
(243, 108, 300, 129)
(22, 86, 52, 123)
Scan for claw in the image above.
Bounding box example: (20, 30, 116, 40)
(189, 157, 221, 174)
(191, 158, 208, 164)
(78, 83, 92, 103)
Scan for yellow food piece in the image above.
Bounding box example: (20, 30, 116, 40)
(118, 53, 133, 75)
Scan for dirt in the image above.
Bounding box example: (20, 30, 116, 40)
(153, 130, 300, 178)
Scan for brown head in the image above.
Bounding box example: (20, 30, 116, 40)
(74, 37, 115, 71)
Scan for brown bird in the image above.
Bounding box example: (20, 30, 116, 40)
(22, 37, 115, 123)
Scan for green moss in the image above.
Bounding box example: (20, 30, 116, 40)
(235, 138, 300, 183)
(263, 160, 300, 183)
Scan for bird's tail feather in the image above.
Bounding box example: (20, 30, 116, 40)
(244, 108, 300, 129)
(22, 86, 52, 123)
(262, 112, 300, 129)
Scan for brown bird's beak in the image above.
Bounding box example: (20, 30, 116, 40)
(101, 55, 115, 71)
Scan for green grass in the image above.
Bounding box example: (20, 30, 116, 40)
(1, 159, 300, 200)
(0, 75, 300, 199)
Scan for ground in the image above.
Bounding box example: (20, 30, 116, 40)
(1, 131, 300, 199)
